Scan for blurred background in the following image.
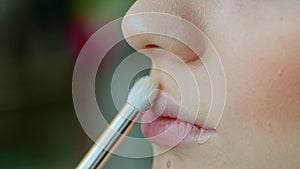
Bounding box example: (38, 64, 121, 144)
(0, 0, 153, 168)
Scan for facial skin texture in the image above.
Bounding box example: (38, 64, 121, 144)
(122, 0, 300, 169)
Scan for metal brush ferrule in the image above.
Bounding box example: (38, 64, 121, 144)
(76, 103, 141, 169)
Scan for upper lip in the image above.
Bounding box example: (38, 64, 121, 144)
(148, 90, 209, 129)
(141, 90, 216, 146)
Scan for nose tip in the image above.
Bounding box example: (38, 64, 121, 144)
(122, 13, 205, 62)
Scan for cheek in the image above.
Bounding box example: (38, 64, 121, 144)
(210, 10, 300, 139)
(216, 19, 300, 138)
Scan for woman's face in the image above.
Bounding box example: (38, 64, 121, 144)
(122, 1, 300, 168)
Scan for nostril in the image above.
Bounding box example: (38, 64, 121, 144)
(145, 44, 160, 49)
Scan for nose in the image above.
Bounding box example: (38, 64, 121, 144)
(121, 1, 206, 63)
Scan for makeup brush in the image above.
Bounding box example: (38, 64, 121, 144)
(76, 76, 158, 169)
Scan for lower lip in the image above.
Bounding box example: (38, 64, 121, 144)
(141, 110, 215, 147)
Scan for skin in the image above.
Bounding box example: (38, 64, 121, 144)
(122, 0, 300, 168)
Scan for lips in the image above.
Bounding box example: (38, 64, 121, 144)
(141, 91, 215, 147)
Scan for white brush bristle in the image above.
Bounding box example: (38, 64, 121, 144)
(127, 76, 158, 112)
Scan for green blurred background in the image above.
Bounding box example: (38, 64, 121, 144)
(0, 0, 153, 168)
